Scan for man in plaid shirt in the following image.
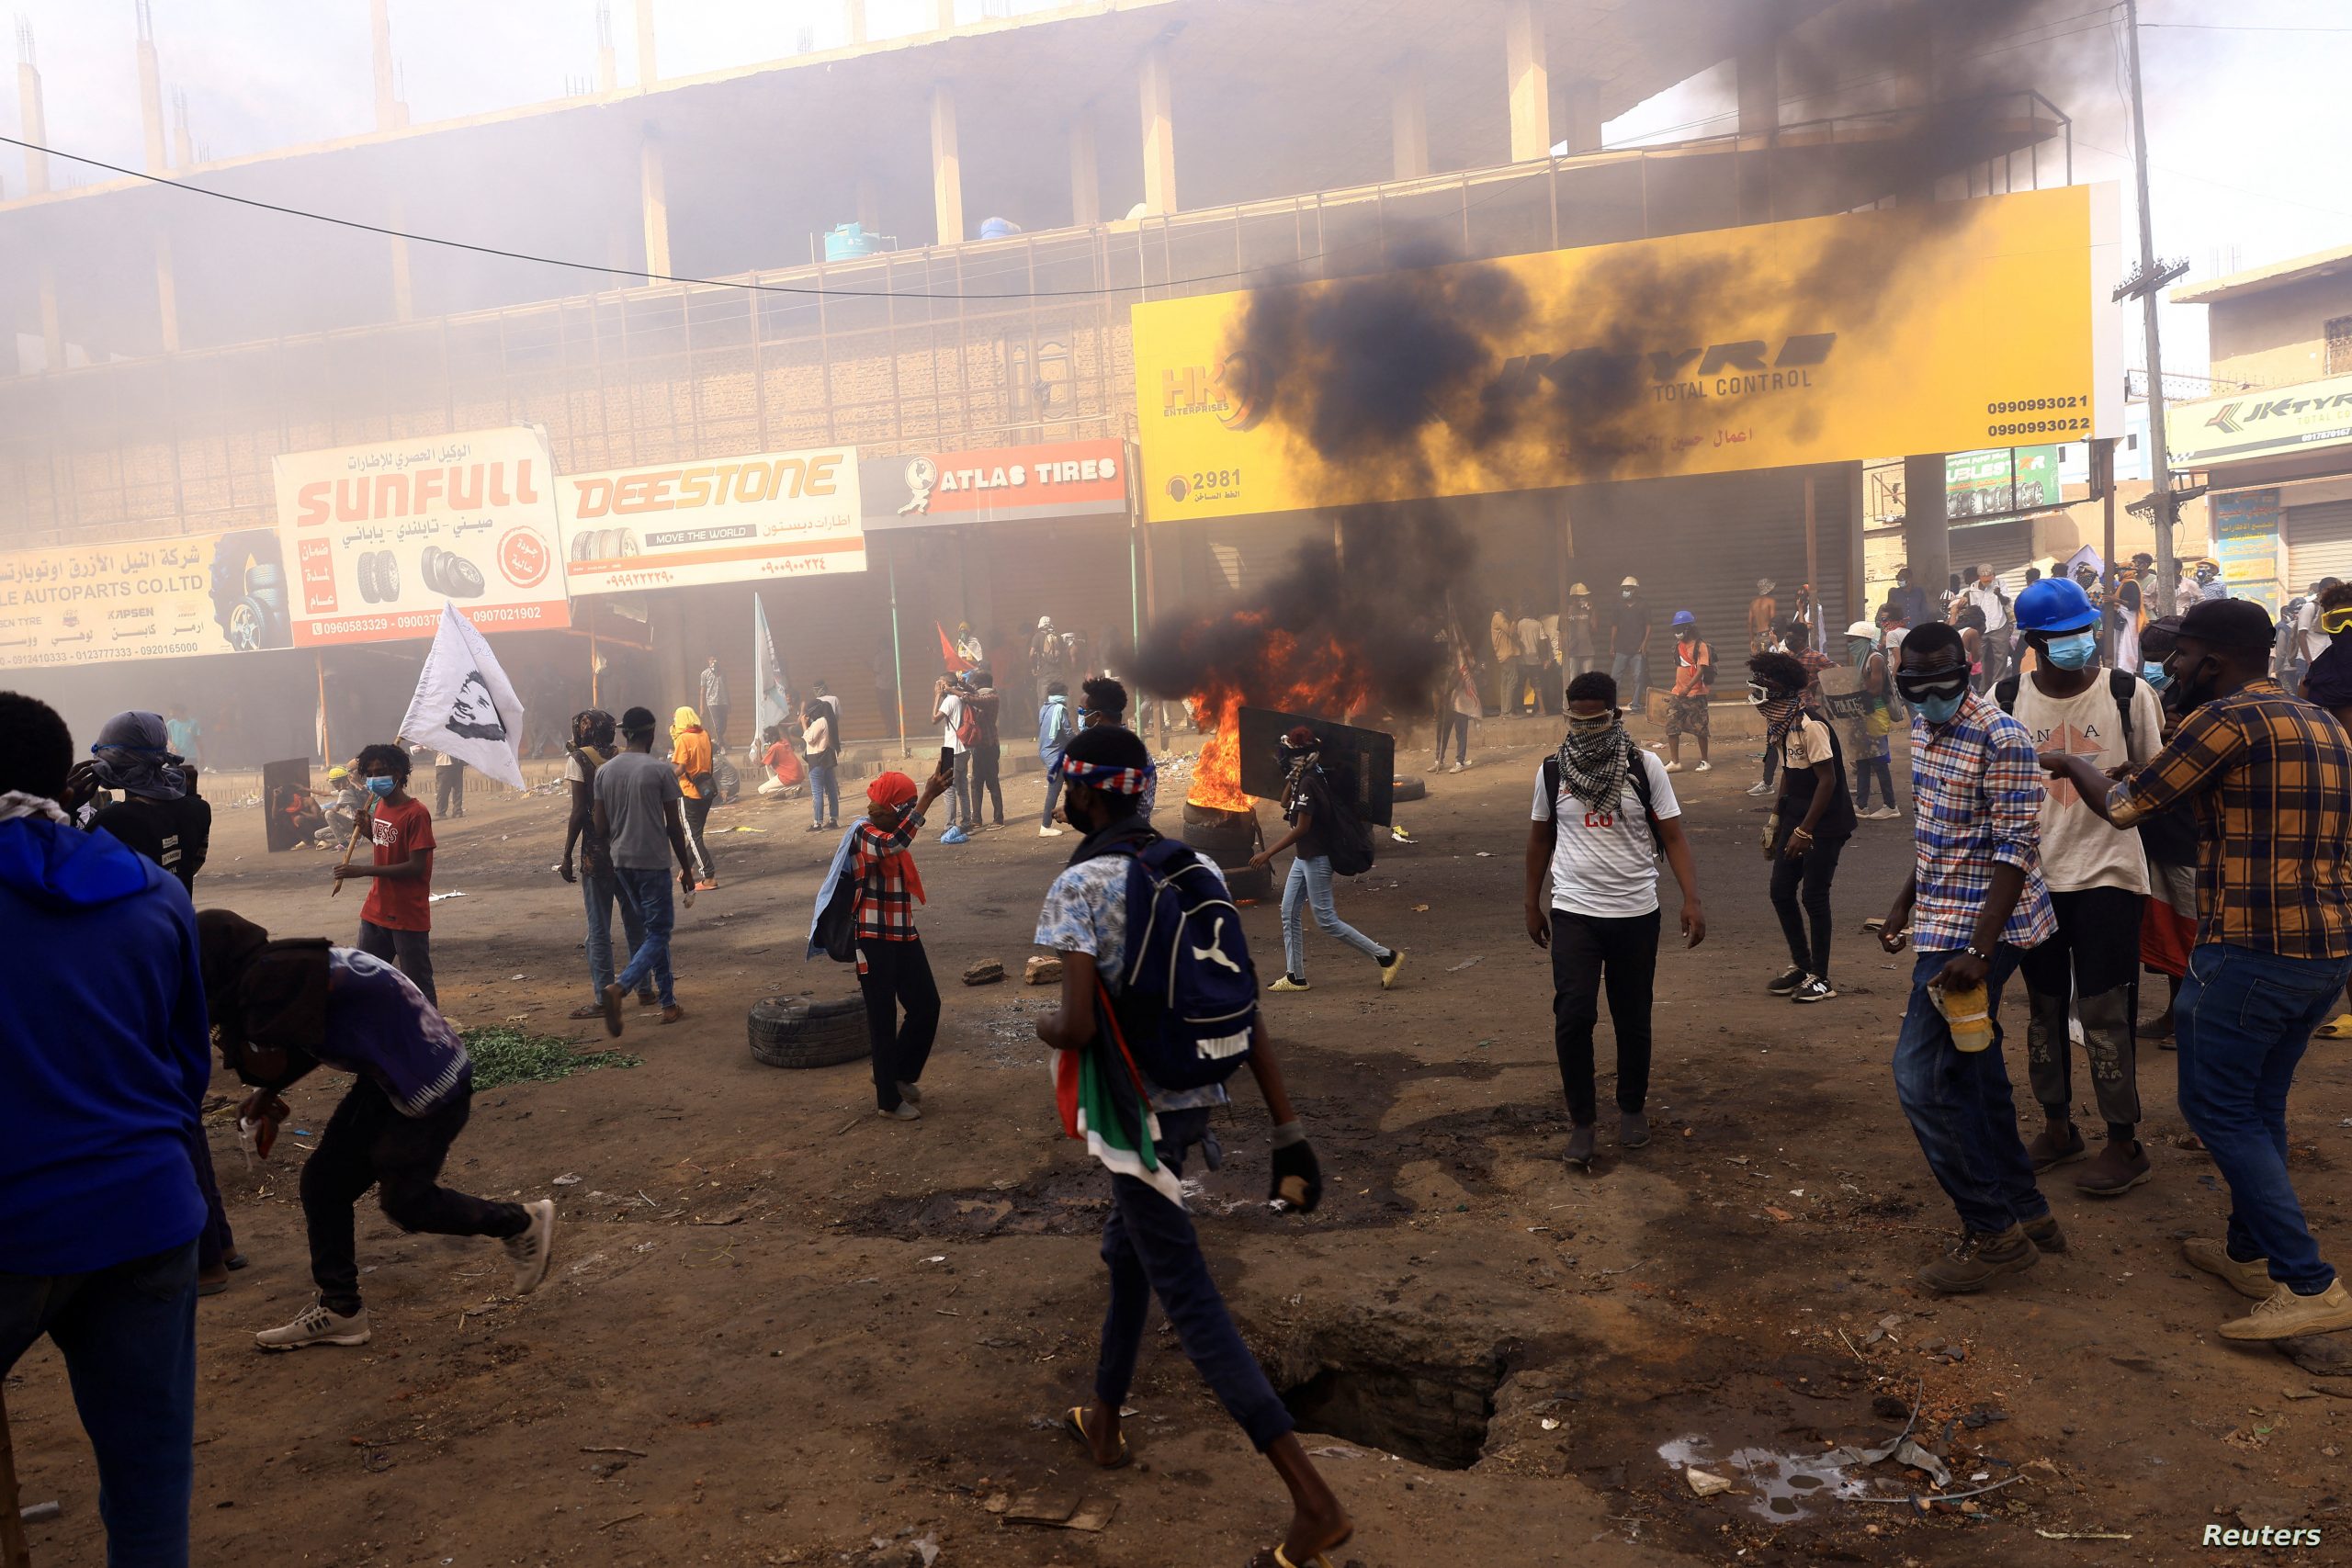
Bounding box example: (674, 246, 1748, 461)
(1877, 621, 2062, 1294)
(2047, 598, 2352, 1340)
(851, 765, 953, 1122)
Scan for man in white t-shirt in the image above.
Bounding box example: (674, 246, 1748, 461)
(1963, 562, 2013, 692)
(2291, 578, 2340, 694)
(933, 674, 972, 829)
(1523, 669, 1707, 1170)
(2002, 578, 2165, 1199)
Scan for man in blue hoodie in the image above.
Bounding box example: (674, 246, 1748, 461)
(0, 690, 209, 1566)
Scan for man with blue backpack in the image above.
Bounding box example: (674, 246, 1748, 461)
(1033, 723, 1352, 1568)
(1037, 678, 1074, 838)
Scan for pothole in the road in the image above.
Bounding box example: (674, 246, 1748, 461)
(1276, 1341, 1505, 1471)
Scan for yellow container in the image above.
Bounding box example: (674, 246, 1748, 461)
(1930, 979, 1996, 1053)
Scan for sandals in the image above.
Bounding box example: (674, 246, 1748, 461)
(1061, 1404, 1131, 1470)
(1245, 1546, 1344, 1568)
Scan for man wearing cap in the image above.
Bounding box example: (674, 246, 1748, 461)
(1560, 584, 1599, 679)
(1747, 580, 1780, 656)
(843, 764, 956, 1120)
(2044, 598, 2352, 1339)
(1999, 578, 2166, 1197)
(1611, 577, 1652, 711)
(1662, 612, 1714, 773)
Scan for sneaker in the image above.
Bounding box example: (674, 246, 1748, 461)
(503, 1199, 557, 1294)
(1872, 806, 1905, 821)
(2184, 1237, 2274, 1301)
(1917, 1224, 2039, 1293)
(1767, 965, 1805, 996)
(1619, 1110, 1650, 1149)
(2075, 1136, 2153, 1197)
(1662, 761, 1684, 773)
(2218, 1279, 2352, 1341)
(2024, 1122, 2086, 1171)
(1564, 1123, 1597, 1168)
(1378, 949, 1407, 990)
(2020, 1213, 2068, 1254)
(1446, 761, 1464, 773)
(1457, 758, 1475, 771)
(255, 1302, 371, 1351)
(1745, 781, 1773, 797)
(1792, 975, 1838, 1003)
(1694, 759, 1713, 773)
(878, 1102, 922, 1122)
(1039, 825, 1066, 838)
(896, 1079, 923, 1105)
(1269, 975, 1311, 993)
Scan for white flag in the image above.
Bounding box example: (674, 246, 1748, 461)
(754, 595, 791, 738)
(398, 603, 527, 791)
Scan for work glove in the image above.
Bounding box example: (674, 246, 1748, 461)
(1270, 1122, 1323, 1213)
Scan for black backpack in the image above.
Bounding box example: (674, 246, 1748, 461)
(1995, 669, 2197, 866)
(1539, 740, 1665, 856)
(1317, 770, 1377, 878)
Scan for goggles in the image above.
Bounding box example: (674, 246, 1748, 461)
(1895, 668, 1970, 705)
(1746, 682, 1797, 707)
(2323, 606, 2352, 637)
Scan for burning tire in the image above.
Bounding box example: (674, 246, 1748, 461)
(1181, 807, 1261, 864)
(1391, 774, 1427, 803)
(747, 997, 867, 1069)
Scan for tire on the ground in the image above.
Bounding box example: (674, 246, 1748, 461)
(747, 996, 868, 1069)
(1390, 774, 1428, 803)
(1222, 863, 1275, 902)
(1180, 812, 1261, 863)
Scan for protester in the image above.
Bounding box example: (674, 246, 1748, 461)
(434, 747, 465, 820)
(1038, 678, 1075, 836)
(1080, 677, 1157, 817)
(0, 691, 209, 1563)
(1886, 564, 1929, 629)
(788, 699, 833, 830)
(2043, 597, 2352, 1337)
(1845, 618, 1903, 819)
(315, 763, 365, 846)
(164, 701, 204, 769)
(2290, 577, 2341, 699)
(1432, 620, 1481, 773)
(1514, 604, 1545, 716)
(560, 709, 654, 1021)
(1662, 611, 1714, 773)
(592, 706, 699, 1032)
(1747, 579, 1779, 655)
(2128, 616, 2199, 1043)
(842, 766, 954, 1120)
(1524, 670, 1706, 1168)
(934, 673, 975, 831)
(1960, 562, 2013, 692)
(1488, 604, 1517, 711)
(332, 742, 439, 1008)
(699, 654, 730, 746)
(670, 705, 718, 889)
(1032, 722, 1351, 1568)
(200, 910, 556, 1351)
(1610, 577, 1652, 711)
(758, 723, 807, 799)
(2194, 559, 2227, 602)
(1249, 725, 1405, 995)
(1754, 650, 1854, 1004)
(57, 709, 213, 894)
(2297, 588, 2352, 1038)
(1998, 578, 2165, 1196)
(967, 668, 1007, 829)
(1792, 581, 1830, 655)
(1031, 615, 1069, 713)
(1560, 582, 1599, 680)
(1877, 620, 2062, 1292)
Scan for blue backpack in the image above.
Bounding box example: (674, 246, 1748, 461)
(1091, 831, 1259, 1091)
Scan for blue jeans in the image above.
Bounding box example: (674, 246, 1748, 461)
(1281, 853, 1387, 979)
(2176, 942, 2352, 1293)
(1041, 761, 1066, 827)
(1094, 1110, 1294, 1452)
(1612, 651, 1647, 709)
(1893, 947, 2050, 1235)
(808, 762, 840, 827)
(0, 1240, 198, 1566)
(612, 864, 676, 1007)
(582, 868, 650, 1004)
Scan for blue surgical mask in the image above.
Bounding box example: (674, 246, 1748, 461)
(1914, 690, 1966, 725)
(2043, 631, 2098, 671)
(366, 775, 397, 799)
(2142, 661, 2173, 692)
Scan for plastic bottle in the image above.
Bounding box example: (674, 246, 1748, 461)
(1930, 977, 1996, 1052)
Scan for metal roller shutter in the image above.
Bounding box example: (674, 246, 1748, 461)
(1200, 512, 1333, 600)
(2286, 501, 2352, 590)
(979, 515, 1139, 685)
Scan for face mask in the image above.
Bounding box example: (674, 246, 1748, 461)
(2142, 661, 2172, 692)
(365, 775, 397, 799)
(1621, 591, 1634, 601)
(1849, 637, 1873, 661)
(1896, 668, 1969, 720)
(1914, 690, 1965, 724)
(2043, 631, 2098, 671)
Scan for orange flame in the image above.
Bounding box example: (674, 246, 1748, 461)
(1183, 624, 1374, 812)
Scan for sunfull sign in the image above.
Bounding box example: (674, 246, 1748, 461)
(559, 446, 865, 593)
(1133, 184, 2122, 520)
(2169, 371, 2352, 468)
(274, 428, 571, 646)
(0, 528, 291, 669)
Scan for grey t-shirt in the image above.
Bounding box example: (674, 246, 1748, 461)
(593, 750, 683, 871)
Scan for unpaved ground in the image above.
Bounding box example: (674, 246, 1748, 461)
(10, 715, 2352, 1567)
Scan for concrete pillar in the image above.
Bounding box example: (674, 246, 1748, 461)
(1902, 452, 1950, 614)
(155, 232, 180, 353)
(1391, 64, 1430, 180)
(855, 175, 881, 237)
(172, 88, 193, 168)
(635, 0, 657, 88)
(1504, 0, 1549, 163)
(1069, 112, 1100, 225)
(930, 83, 963, 245)
(137, 27, 167, 175)
(640, 135, 673, 276)
(38, 265, 62, 373)
(846, 0, 867, 46)
(17, 51, 49, 196)
(1138, 41, 1177, 217)
(370, 0, 397, 131)
(388, 196, 414, 320)
(1557, 78, 1601, 155)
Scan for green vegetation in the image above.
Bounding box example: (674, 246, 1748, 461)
(459, 1024, 642, 1089)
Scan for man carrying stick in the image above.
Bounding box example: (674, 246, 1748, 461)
(333, 742, 437, 1008)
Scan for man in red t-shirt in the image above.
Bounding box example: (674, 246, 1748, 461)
(333, 742, 438, 1007)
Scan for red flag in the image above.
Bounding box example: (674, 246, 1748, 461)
(936, 622, 974, 671)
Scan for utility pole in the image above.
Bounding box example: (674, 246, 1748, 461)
(2119, 0, 2188, 615)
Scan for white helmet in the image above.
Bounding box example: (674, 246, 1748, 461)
(1037, 615, 1053, 630)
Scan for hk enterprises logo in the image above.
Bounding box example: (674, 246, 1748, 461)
(2204, 389, 2352, 434)
(1490, 333, 1838, 403)
(1159, 353, 1266, 430)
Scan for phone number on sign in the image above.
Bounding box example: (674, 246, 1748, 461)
(1984, 394, 2092, 440)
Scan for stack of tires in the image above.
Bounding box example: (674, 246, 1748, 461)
(1180, 803, 1272, 901)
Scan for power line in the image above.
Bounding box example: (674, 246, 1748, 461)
(2142, 20, 2352, 32)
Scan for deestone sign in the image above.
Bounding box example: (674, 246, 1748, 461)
(557, 446, 866, 594)
(1133, 184, 2122, 520)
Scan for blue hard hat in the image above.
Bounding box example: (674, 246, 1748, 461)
(1671, 610, 1696, 627)
(2015, 577, 2099, 635)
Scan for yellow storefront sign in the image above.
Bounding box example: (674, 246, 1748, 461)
(1133, 184, 2121, 520)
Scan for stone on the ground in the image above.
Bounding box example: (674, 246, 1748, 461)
(963, 959, 1005, 987)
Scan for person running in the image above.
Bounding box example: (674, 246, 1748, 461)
(593, 706, 699, 1032)
(199, 910, 556, 1351)
(1033, 722, 1351, 1568)
(1250, 725, 1404, 995)
(334, 742, 437, 1009)
(1, 693, 212, 1563)
(560, 709, 654, 1022)
(1999, 577, 2165, 1198)
(1844, 618, 1904, 819)
(967, 668, 1007, 829)
(670, 705, 718, 889)
(2042, 598, 2352, 1338)
(1038, 678, 1075, 837)
(1877, 621, 2063, 1292)
(1524, 671, 1706, 1168)
(1753, 650, 1854, 1005)
(60, 709, 213, 894)
(845, 767, 953, 1120)
(802, 697, 841, 831)
(1662, 610, 1714, 773)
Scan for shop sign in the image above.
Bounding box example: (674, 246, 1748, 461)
(559, 446, 866, 593)
(860, 438, 1128, 527)
(2212, 488, 2282, 594)
(0, 528, 291, 669)
(2170, 373, 2352, 468)
(1946, 446, 2061, 518)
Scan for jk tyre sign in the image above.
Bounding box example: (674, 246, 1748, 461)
(1131, 185, 2123, 519)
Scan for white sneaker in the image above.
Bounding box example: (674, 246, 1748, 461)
(1746, 781, 1773, 797)
(255, 1302, 371, 1352)
(503, 1199, 557, 1294)
(1457, 758, 1474, 771)
(1038, 825, 1066, 837)
(878, 1102, 921, 1122)
(1446, 761, 1464, 773)
(1695, 760, 1713, 773)
(1662, 761, 1683, 773)
(896, 1079, 923, 1104)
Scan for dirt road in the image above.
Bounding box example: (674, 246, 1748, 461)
(10, 718, 2349, 1565)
